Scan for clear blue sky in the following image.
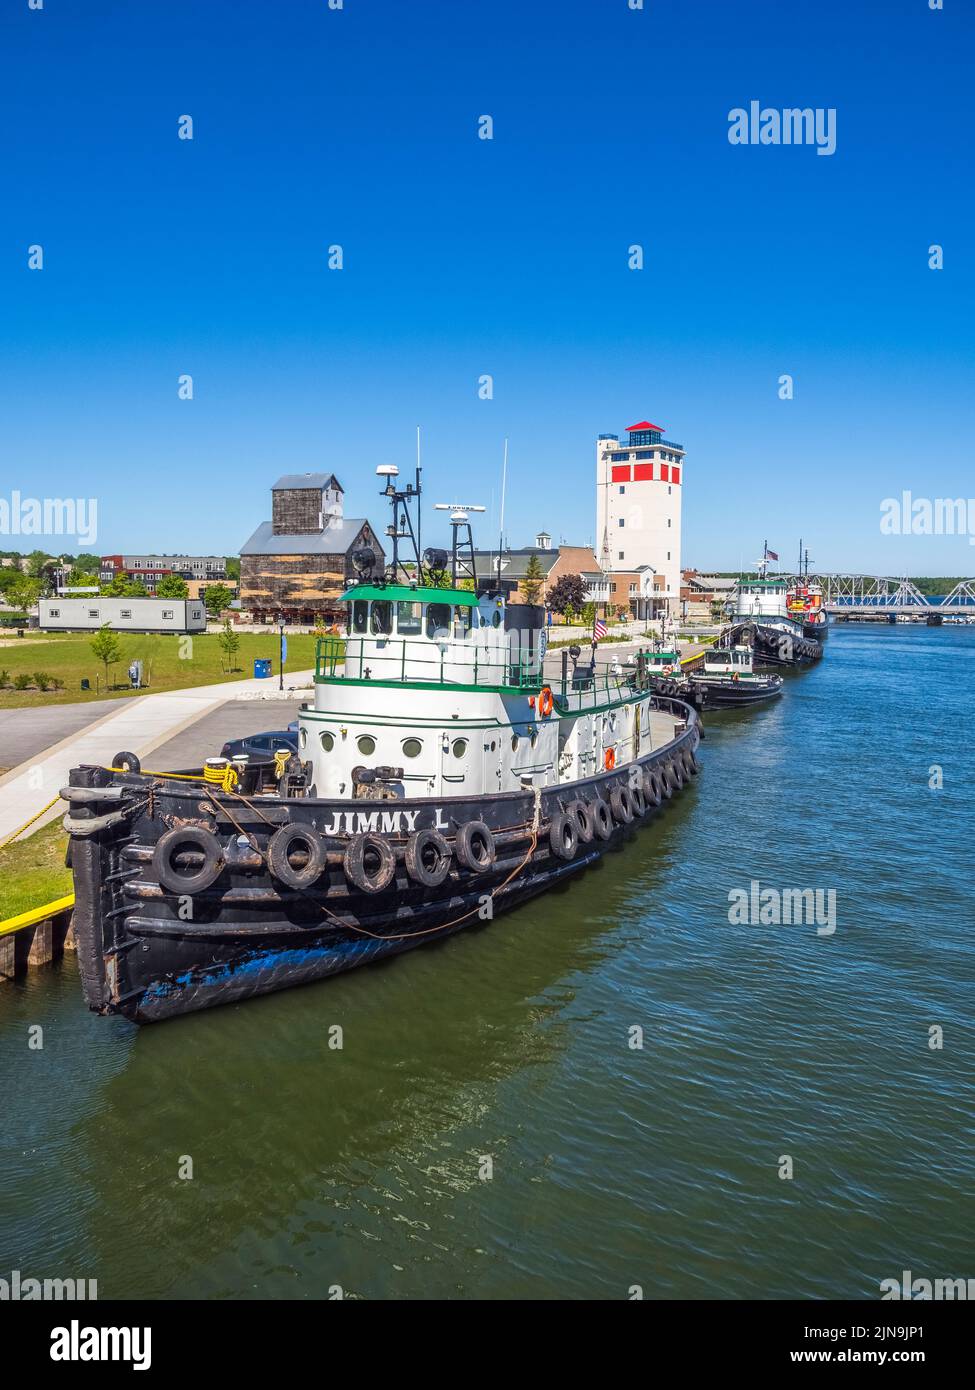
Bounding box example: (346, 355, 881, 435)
(1, 0, 972, 573)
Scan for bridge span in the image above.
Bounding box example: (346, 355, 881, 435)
(779, 575, 975, 621)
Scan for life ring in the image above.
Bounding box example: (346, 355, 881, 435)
(268, 824, 327, 890)
(590, 798, 613, 840)
(609, 785, 634, 825)
(152, 826, 224, 895)
(343, 832, 396, 894)
(567, 799, 594, 844)
(113, 751, 141, 775)
(455, 820, 496, 873)
(662, 665, 674, 676)
(549, 810, 579, 861)
(604, 747, 616, 771)
(538, 686, 555, 718)
(405, 828, 452, 887)
(732, 671, 740, 683)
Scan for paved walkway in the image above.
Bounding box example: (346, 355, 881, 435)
(0, 672, 313, 844)
(0, 698, 135, 772)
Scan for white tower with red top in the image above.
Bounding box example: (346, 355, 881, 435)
(595, 419, 685, 617)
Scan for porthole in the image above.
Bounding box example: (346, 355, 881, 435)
(452, 738, 468, 759)
(492, 611, 501, 628)
(510, 733, 519, 752)
(299, 728, 307, 750)
(530, 730, 538, 747)
(357, 735, 376, 756)
(403, 738, 423, 758)
(320, 732, 335, 752)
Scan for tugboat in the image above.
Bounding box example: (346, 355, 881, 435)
(61, 464, 703, 1023)
(786, 541, 829, 640)
(678, 645, 783, 711)
(724, 542, 823, 667)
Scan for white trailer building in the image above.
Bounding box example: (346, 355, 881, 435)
(39, 597, 207, 634)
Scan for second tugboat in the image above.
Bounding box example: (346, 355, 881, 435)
(677, 645, 783, 711)
(723, 541, 824, 667)
(62, 463, 703, 1023)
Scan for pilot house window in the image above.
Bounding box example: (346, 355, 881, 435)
(396, 602, 422, 635)
(350, 600, 369, 635)
(370, 601, 392, 635)
(426, 603, 451, 638)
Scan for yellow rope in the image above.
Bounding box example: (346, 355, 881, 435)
(0, 795, 64, 850)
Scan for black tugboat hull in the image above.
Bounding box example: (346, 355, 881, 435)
(725, 621, 824, 668)
(687, 679, 783, 710)
(64, 704, 702, 1024)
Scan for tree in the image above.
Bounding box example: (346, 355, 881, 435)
(25, 550, 51, 578)
(203, 583, 233, 616)
(72, 553, 102, 575)
(224, 557, 241, 582)
(100, 574, 147, 597)
(90, 624, 124, 690)
(218, 617, 241, 673)
(521, 554, 545, 606)
(9, 575, 41, 613)
(547, 573, 587, 619)
(156, 574, 189, 599)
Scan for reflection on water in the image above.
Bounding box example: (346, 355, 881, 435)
(2, 626, 973, 1298)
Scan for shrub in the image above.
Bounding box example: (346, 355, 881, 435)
(33, 671, 51, 692)
(0, 669, 9, 687)
(13, 673, 33, 690)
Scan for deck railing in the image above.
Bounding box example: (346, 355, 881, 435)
(315, 636, 546, 690)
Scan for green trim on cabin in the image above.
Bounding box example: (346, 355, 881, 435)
(339, 585, 480, 607)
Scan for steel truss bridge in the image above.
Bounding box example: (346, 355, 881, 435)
(776, 574, 975, 619)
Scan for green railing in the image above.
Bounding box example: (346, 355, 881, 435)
(315, 636, 545, 690)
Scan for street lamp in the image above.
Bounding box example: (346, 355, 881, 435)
(278, 612, 286, 692)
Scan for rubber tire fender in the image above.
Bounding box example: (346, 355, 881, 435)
(343, 832, 396, 894)
(549, 810, 579, 861)
(668, 758, 686, 792)
(153, 826, 224, 895)
(643, 766, 664, 807)
(455, 820, 496, 873)
(114, 751, 141, 775)
(591, 798, 613, 841)
(405, 828, 452, 888)
(657, 762, 674, 799)
(268, 823, 327, 890)
(568, 799, 594, 844)
(609, 785, 634, 825)
(629, 781, 647, 817)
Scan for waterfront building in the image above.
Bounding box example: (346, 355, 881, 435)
(99, 553, 232, 599)
(595, 420, 685, 619)
(239, 472, 385, 624)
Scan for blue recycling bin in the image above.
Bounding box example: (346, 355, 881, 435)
(254, 658, 272, 679)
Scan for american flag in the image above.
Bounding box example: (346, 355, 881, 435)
(594, 617, 607, 640)
(767, 548, 779, 561)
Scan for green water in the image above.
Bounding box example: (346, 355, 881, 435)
(2, 625, 973, 1299)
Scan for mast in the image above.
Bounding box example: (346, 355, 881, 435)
(496, 438, 508, 593)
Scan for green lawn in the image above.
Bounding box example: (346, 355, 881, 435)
(0, 820, 72, 921)
(0, 631, 321, 709)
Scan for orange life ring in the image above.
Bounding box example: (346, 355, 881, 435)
(538, 686, 555, 718)
(662, 665, 674, 676)
(732, 671, 740, 683)
(604, 747, 616, 771)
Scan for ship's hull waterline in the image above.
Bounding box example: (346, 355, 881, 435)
(64, 702, 703, 1023)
